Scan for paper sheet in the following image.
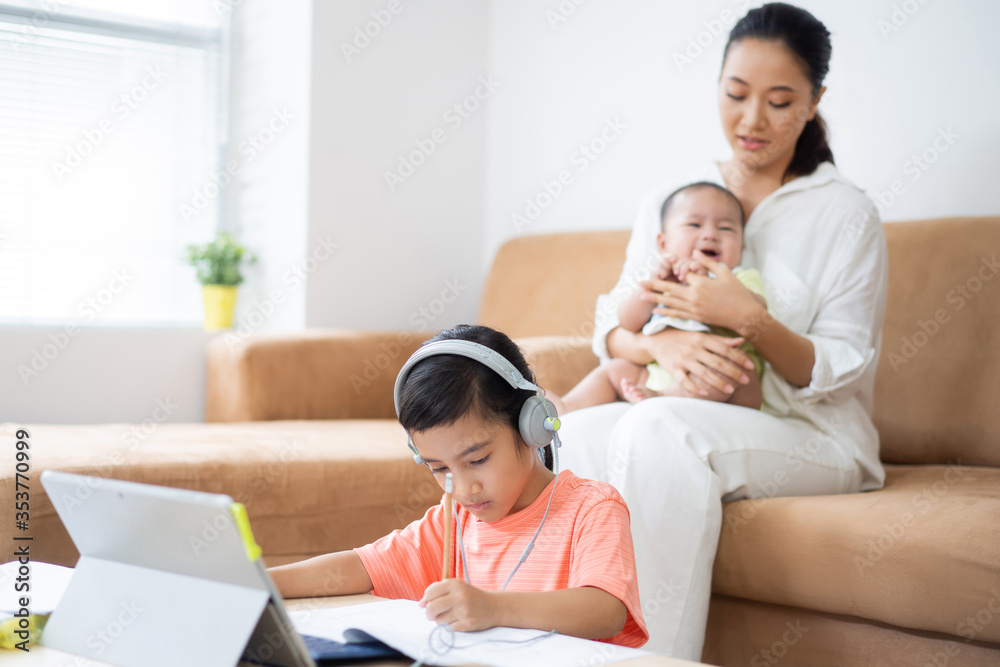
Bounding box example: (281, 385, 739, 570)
(290, 598, 651, 667)
(0, 561, 74, 614)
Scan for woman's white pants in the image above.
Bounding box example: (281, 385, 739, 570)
(558, 398, 864, 660)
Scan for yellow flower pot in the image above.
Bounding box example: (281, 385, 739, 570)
(201, 284, 238, 331)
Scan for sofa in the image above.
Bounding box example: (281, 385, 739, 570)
(3, 216, 998, 666)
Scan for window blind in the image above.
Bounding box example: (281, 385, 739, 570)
(0, 1, 226, 326)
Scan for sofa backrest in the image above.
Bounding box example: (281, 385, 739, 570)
(480, 217, 1000, 467)
(874, 217, 1000, 467)
(479, 230, 630, 338)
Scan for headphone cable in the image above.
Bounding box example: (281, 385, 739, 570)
(501, 412, 561, 591)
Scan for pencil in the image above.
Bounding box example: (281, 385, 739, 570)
(442, 472, 453, 580)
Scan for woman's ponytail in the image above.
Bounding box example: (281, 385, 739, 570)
(788, 111, 834, 179)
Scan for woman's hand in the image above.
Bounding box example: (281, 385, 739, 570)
(641, 250, 765, 334)
(421, 579, 500, 632)
(643, 328, 754, 398)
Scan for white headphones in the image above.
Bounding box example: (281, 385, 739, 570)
(392, 339, 562, 466)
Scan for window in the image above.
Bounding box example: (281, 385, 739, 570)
(0, 0, 227, 326)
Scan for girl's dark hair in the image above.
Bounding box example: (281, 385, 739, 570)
(398, 324, 551, 465)
(723, 2, 834, 180)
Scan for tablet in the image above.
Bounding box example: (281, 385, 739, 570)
(39, 471, 396, 667)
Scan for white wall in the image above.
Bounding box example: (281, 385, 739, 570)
(0, 328, 213, 423)
(305, 0, 490, 331)
(226, 0, 313, 338)
(483, 0, 1000, 262)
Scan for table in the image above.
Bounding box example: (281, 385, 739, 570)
(3, 594, 705, 666)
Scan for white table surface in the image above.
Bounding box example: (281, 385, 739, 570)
(3, 593, 705, 667)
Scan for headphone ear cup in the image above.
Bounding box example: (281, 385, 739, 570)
(519, 395, 555, 448)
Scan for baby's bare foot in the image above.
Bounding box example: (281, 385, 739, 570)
(620, 378, 661, 404)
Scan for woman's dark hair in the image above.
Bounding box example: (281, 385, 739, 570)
(723, 2, 834, 179)
(398, 324, 551, 466)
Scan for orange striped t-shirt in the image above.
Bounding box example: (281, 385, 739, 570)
(355, 470, 648, 648)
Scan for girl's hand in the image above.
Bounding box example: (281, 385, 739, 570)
(641, 250, 765, 333)
(644, 328, 754, 398)
(421, 579, 500, 632)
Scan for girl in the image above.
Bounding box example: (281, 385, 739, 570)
(269, 324, 648, 648)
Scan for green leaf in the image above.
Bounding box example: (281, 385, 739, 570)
(183, 232, 256, 286)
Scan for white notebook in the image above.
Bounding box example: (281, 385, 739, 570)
(290, 598, 652, 667)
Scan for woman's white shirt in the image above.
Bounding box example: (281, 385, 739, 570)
(592, 162, 888, 489)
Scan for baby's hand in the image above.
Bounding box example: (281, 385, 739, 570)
(656, 254, 679, 282)
(674, 257, 709, 283)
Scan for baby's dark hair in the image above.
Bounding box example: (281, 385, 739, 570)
(397, 324, 550, 465)
(659, 181, 746, 230)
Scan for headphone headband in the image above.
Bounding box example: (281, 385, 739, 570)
(392, 339, 541, 417)
(393, 337, 560, 466)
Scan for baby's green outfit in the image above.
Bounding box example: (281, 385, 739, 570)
(643, 267, 766, 392)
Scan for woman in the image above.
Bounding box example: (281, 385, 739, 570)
(559, 3, 888, 659)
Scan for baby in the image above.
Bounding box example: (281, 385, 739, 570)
(553, 181, 765, 413)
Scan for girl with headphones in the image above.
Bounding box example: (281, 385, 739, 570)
(269, 324, 648, 648)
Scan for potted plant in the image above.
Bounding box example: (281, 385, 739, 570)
(184, 233, 256, 331)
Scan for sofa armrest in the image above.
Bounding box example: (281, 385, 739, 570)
(516, 336, 599, 397)
(206, 329, 431, 422)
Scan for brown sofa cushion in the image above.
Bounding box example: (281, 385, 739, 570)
(206, 330, 430, 422)
(704, 595, 1000, 666)
(713, 464, 1000, 643)
(479, 230, 630, 338)
(206, 332, 599, 422)
(515, 336, 599, 395)
(1, 421, 436, 568)
(875, 218, 1000, 467)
